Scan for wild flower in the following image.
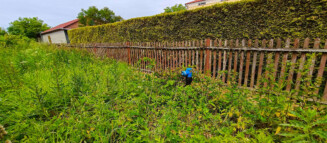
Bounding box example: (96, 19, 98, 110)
(0, 125, 8, 139)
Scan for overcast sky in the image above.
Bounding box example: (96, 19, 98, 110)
(0, 0, 191, 29)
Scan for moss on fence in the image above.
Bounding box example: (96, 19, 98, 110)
(68, 0, 327, 44)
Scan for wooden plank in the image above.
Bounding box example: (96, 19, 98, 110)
(170, 49, 173, 70)
(250, 39, 259, 88)
(205, 39, 211, 75)
(189, 49, 192, 67)
(227, 40, 233, 84)
(316, 40, 327, 95)
(234, 39, 239, 73)
(308, 38, 321, 77)
(256, 39, 267, 88)
(279, 38, 291, 86)
(212, 39, 218, 78)
(176, 50, 179, 69)
(271, 38, 281, 88)
(286, 38, 300, 91)
(238, 39, 245, 86)
(264, 39, 275, 88)
(196, 40, 199, 71)
(200, 49, 203, 73)
(212, 50, 217, 78)
(184, 41, 187, 67)
(244, 40, 252, 87)
(222, 40, 228, 83)
(217, 40, 222, 80)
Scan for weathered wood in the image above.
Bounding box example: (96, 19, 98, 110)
(264, 39, 274, 87)
(308, 38, 320, 77)
(200, 49, 204, 73)
(227, 40, 233, 84)
(316, 40, 327, 96)
(256, 39, 267, 88)
(196, 40, 199, 71)
(238, 39, 245, 86)
(189, 49, 192, 67)
(213, 50, 217, 78)
(222, 40, 228, 83)
(286, 38, 300, 91)
(279, 38, 290, 86)
(205, 39, 211, 75)
(271, 39, 281, 88)
(244, 40, 252, 87)
(250, 39, 259, 88)
(218, 39, 223, 79)
(234, 39, 239, 73)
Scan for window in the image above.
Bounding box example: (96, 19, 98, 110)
(198, 2, 206, 6)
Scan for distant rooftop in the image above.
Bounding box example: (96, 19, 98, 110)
(41, 19, 79, 34)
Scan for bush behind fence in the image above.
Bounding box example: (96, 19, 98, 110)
(68, 0, 327, 43)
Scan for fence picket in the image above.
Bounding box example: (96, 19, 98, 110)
(272, 39, 281, 88)
(257, 39, 267, 88)
(68, 37, 327, 99)
(279, 38, 290, 87)
(286, 38, 300, 91)
(308, 39, 321, 77)
(218, 39, 223, 79)
(234, 39, 239, 73)
(250, 39, 259, 88)
(228, 40, 233, 84)
(244, 39, 252, 87)
(238, 39, 245, 86)
(222, 40, 228, 83)
(316, 40, 327, 96)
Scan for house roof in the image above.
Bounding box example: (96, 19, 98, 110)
(186, 0, 205, 5)
(41, 19, 79, 34)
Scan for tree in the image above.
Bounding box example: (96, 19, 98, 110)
(0, 28, 6, 36)
(164, 4, 186, 13)
(7, 17, 50, 39)
(78, 6, 123, 27)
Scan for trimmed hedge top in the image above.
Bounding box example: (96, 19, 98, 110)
(68, 0, 327, 44)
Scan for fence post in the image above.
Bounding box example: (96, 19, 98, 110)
(205, 38, 211, 76)
(126, 42, 131, 65)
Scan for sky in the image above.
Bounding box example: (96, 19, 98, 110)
(0, 0, 191, 29)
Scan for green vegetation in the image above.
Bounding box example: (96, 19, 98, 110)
(0, 28, 6, 36)
(0, 40, 326, 142)
(78, 6, 123, 27)
(164, 4, 186, 13)
(69, 0, 327, 43)
(7, 17, 50, 39)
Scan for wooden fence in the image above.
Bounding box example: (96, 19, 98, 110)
(67, 38, 327, 100)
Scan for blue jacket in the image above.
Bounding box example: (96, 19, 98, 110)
(181, 68, 192, 78)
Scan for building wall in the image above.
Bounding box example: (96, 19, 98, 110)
(66, 22, 79, 29)
(41, 30, 68, 44)
(186, 0, 241, 10)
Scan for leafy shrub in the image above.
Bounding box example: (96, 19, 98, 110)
(0, 35, 32, 48)
(69, 0, 327, 43)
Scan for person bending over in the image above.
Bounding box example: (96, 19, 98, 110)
(181, 68, 193, 86)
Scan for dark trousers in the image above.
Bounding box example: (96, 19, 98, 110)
(185, 77, 193, 86)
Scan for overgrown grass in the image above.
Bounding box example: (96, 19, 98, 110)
(0, 42, 326, 142)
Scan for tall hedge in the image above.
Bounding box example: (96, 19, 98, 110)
(68, 0, 327, 44)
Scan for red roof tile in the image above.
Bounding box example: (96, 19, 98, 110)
(41, 19, 79, 34)
(186, 0, 205, 5)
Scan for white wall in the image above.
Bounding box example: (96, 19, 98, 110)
(41, 30, 68, 44)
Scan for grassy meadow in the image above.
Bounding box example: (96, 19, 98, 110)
(0, 41, 326, 142)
